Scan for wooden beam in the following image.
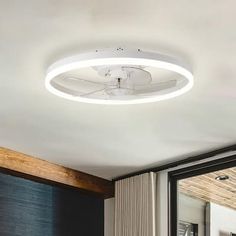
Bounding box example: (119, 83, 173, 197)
(0, 147, 114, 198)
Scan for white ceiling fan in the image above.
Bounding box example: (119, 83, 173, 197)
(45, 48, 193, 104)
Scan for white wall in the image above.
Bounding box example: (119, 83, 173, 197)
(156, 170, 169, 236)
(179, 194, 206, 236)
(210, 203, 236, 236)
(105, 198, 115, 236)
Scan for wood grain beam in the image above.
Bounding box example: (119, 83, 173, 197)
(0, 147, 114, 198)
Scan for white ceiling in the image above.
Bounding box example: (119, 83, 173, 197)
(1, 0, 236, 180)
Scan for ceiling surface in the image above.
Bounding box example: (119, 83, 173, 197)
(179, 167, 236, 210)
(1, 0, 236, 180)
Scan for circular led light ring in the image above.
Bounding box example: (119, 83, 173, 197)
(45, 49, 194, 104)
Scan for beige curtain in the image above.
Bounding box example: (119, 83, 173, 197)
(115, 172, 157, 236)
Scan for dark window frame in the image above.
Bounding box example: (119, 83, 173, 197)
(168, 154, 236, 236)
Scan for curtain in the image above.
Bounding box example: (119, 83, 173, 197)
(115, 172, 157, 236)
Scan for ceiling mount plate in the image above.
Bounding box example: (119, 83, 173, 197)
(45, 48, 194, 105)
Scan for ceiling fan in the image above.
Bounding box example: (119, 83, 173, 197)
(45, 48, 193, 104)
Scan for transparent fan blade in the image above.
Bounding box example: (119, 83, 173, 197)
(64, 76, 108, 86)
(54, 76, 107, 95)
(126, 67, 152, 86)
(80, 88, 106, 97)
(51, 82, 85, 96)
(135, 80, 177, 93)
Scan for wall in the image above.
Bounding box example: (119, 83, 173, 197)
(209, 203, 236, 236)
(179, 193, 206, 236)
(105, 198, 115, 236)
(0, 172, 104, 236)
(156, 170, 169, 236)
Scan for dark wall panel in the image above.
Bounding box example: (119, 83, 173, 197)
(0, 172, 104, 236)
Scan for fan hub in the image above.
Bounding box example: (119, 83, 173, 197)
(93, 66, 152, 85)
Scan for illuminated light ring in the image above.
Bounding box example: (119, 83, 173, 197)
(45, 49, 194, 105)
